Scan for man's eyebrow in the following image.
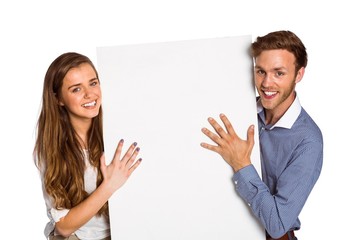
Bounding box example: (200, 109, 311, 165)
(254, 66, 286, 71)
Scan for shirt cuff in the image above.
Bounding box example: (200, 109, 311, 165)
(232, 164, 258, 183)
(232, 164, 260, 204)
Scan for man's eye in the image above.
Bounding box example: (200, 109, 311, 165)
(257, 70, 265, 75)
(276, 72, 284, 76)
(90, 81, 98, 86)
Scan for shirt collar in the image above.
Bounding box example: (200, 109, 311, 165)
(257, 93, 302, 129)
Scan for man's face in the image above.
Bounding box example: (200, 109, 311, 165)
(254, 49, 303, 114)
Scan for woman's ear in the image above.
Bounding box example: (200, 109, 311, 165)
(54, 93, 65, 106)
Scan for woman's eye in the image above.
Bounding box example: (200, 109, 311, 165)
(90, 79, 99, 87)
(72, 87, 81, 93)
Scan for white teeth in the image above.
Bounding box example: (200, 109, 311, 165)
(83, 101, 96, 107)
(264, 91, 276, 96)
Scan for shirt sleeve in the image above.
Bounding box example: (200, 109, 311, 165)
(50, 208, 70, 222)
(232, 140, 323, 238)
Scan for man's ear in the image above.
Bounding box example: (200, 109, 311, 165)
(295, 67, 305, 83)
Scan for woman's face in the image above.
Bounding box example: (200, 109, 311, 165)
(58, 63, 102, 127)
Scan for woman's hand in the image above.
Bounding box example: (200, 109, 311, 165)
(100, 139, 142, 193)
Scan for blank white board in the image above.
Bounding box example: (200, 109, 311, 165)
(96, 35, 264, 240)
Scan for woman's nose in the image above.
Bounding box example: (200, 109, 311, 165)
(84, 88, 93, 98)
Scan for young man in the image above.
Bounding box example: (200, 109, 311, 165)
(201, 30, 323, 240)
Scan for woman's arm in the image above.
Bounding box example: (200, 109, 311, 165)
(55, 140, 142, 237)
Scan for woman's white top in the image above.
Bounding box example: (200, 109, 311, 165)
(40, 150, 110, 239)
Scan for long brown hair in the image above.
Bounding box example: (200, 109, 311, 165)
(34, 52, 108, 216)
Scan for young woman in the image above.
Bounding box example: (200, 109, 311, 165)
(34, 52, 142, 240)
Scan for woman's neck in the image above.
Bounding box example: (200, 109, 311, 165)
(71, 119, 91, 149)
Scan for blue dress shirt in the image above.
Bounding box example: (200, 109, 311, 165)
(232, 95, 323, 238)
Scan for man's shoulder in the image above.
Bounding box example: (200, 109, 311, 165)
(296, 108, 323, 141)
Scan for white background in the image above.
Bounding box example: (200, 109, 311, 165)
(1, 0, 358, 239)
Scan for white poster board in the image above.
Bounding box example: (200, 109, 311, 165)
(96, 35, 264, 240)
